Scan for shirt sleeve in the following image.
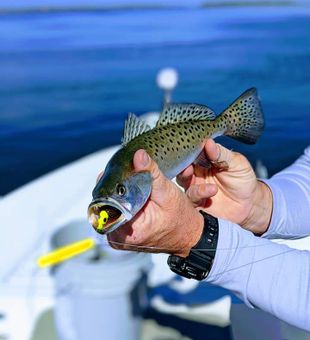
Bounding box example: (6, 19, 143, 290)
(262, 146, 310, 238)
(206, 219, 310, 332)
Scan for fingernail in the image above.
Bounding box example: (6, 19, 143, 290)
(141, 151, 150, 167)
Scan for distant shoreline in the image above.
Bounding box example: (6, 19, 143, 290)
(0, 1, 308, 16)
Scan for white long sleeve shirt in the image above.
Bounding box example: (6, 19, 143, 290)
(206, 146, 310, 331)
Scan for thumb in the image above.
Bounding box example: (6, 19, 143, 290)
(205, 139, 251, 172)
(205, 139, 233, 166)
(133, 149, 171, 201)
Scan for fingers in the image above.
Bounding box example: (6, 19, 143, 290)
(204, 139, 232, 168)
(133, 149, 161, 180)
(133, 149, 170, 194)
(176, 141, 233, 190)
(176, 165, 194, 189)
(106, 222, 133, 251)
(186, 183, 218, 205)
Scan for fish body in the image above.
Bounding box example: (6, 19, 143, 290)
(88, 88, 264, 234)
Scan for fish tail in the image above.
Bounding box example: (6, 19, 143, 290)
(219, 88, 264, 144)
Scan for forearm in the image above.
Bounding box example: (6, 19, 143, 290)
(263, 146, 310, 238)
(206, 219, 310, 331)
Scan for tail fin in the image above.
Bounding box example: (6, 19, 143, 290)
(220, 88, 264, 144)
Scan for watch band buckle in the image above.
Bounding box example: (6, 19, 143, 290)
(167, 255, 209, 281)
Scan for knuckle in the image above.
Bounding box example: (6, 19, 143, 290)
(234, 152, 246, 163)
(186, 187, 197, 201)
(150, 163, 161, 180)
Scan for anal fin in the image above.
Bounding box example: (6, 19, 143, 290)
(210, 160, 229, 171)
(194, 150, 229, 171)
(194, 151, 212, 169)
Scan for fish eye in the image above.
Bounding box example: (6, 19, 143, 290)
(116, 183, 126, 196)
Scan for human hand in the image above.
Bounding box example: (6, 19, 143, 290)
(177, 139, 272, 235)
(100, 150, 204, 257)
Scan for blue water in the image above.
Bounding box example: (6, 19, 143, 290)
(0, 7, 309, 195)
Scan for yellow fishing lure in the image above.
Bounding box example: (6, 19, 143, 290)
(37, 211, 109, 268)
(97, 210, 109, 231)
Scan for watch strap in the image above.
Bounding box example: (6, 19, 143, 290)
(167, 211, 219, 280)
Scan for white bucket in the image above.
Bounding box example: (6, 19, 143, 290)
(51, 220, 151, 340)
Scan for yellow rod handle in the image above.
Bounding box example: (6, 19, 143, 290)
(37, 238, 95, 268)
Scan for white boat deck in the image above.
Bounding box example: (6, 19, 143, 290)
(0, 145, 119, 339)
(0, 116, 309, 339)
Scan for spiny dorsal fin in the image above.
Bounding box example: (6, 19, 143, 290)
(156, 103, 216, 127)
(122, 113, 151, 145)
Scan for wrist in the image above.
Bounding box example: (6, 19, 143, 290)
(168, 211, 219, 281)
(175, 209, 204, 258)
(242, 180, 273, 235)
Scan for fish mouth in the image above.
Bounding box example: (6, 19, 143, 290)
(87, 198, 132, 235)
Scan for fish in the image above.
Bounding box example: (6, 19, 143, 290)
(88, 88, 264, 235)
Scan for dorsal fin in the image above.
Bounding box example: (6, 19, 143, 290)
(156, 103, 216, 127)
(122, 113, 151, 145)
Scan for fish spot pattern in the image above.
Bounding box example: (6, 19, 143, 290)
(132, 89, 263, 177)
(156, 103, 216, 127)
(223, 88, 264, 144)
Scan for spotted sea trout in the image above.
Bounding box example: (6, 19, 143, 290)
(88, 88, 264, 234)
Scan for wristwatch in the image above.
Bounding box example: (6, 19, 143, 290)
(167, 211, 219, 281)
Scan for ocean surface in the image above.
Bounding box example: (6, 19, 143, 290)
(0, 6, 309, 195)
